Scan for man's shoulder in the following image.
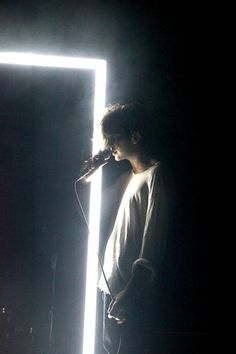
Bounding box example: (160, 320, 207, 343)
(116, 169, 132, 188)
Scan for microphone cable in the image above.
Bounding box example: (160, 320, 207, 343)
(74, 178, 115, 300)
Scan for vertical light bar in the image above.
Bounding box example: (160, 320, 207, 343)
(82, 61, 106, 354)
(0, 52, 107, 354)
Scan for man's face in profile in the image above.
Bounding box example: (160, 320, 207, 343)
(104, 126, 137, 162)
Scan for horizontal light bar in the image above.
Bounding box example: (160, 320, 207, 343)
(0, 52, 105, 71)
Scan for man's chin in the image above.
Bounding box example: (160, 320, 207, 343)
(113, 152, 126, 161)
(114, 155, 123, 161)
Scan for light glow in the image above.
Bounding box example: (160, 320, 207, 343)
(0, 52, 106, 354)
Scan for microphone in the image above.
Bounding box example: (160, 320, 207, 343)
(76, 148, 112, 182)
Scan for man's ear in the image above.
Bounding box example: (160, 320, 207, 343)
(131, 131, 142, 144)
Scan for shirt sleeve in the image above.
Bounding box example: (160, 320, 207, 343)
(137, 164, 170, 276)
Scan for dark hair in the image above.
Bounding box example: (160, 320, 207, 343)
(101, 102, 159, 152)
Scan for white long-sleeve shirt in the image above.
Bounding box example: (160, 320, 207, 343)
(98, 161, 170, 295)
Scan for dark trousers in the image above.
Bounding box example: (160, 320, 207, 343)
(102, 292, 156, 354)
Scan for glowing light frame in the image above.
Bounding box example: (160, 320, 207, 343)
(0, 52, 106, 354)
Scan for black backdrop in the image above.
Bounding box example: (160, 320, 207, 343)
(0, 1, 230, 354)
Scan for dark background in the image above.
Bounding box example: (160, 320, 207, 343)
(0, 1, 230, 354)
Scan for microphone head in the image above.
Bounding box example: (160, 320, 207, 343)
(76, 148, 112, 182)
(92, 147, 112, 165)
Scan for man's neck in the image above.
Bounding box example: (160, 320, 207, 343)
(129, 153, 157, 174)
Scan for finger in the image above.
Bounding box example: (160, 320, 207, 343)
(108, 313, 126, 324)
(109, 303, 120, 318)
(117, 317, 126, 324)
(110, 306, 125, 320)
(107, 299, 116, 313)
(114, 311, 127, 324)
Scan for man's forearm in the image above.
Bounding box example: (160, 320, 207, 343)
(125, 258, 155, 292)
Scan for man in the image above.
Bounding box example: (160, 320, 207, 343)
(98, 103, 172, 354)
